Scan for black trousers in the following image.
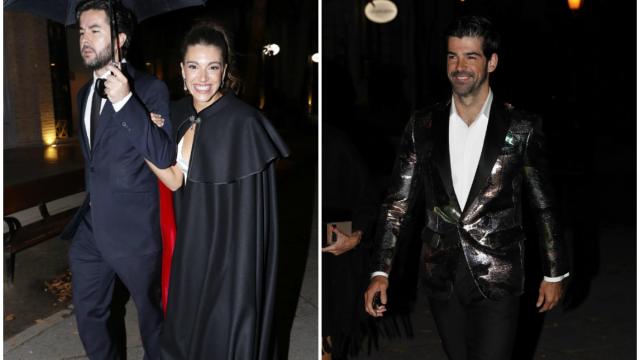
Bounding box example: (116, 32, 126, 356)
(428, 257, 520, 360)
(69, 210, 162, 360)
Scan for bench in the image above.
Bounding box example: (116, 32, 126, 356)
(4, 169, 85, 286)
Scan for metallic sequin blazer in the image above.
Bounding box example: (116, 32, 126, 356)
(372, 99, 568, 300)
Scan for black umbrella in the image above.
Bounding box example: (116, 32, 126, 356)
(4, 0, 207, 26)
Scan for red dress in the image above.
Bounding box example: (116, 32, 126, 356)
(158, 181, 176, 314)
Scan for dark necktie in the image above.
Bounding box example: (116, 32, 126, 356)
(90, 84, 102, 147)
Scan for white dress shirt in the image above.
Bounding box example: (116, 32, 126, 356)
(84, 69, 132, 147)
(373, 90, 568, 283)
(449, 91, 492, 211)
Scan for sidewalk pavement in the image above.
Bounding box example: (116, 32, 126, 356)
(3, 218, 318, 360)
(4, 135, 319, 359)
(4, 231, 318, 360)
(4, 302, 144, 359)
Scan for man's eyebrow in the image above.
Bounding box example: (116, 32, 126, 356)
(80, 24, 103, 30)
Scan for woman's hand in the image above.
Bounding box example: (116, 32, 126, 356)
(144, 159, 184, 191)
(150, 112, 165, 127)
(322, 227, 362, 256)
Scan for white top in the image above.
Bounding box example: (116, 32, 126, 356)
(176, 136, 189, 180)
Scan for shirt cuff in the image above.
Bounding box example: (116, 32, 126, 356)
(112, 92, 132, 112)
(371, 271, 389, 279)
(544, 272, 570, 282)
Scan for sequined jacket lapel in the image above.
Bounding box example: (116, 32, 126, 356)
(463, 99, 511, 214)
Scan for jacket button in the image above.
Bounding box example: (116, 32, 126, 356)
(121, 121, 127, 127)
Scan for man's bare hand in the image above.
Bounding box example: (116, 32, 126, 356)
(104, 63, 130, 103)
(322, 228, 361, 256)
(536, 280, 564, 312)
(364, 276, 388, 317)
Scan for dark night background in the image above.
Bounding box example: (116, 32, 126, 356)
(323, 0, 636, 358)
(54, 0, 318, 130)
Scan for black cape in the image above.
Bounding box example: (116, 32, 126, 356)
(160, 94, 289, 359)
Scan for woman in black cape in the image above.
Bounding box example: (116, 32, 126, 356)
(146, 21, 289, 359)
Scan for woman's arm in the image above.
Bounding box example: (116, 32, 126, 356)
(145, 112, 183, 191)
(145, 160, 184, 191)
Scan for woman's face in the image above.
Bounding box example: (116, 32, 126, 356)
(181, 44, 227, 112)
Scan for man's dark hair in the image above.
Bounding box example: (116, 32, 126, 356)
(75, 0, 136, 58)
(445, 15, 500, 58)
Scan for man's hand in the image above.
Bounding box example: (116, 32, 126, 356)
(536, 280, 564, 312)
(364, 276, 388, 317)
(104, 63, 130, 103)
(322, 228, 361, 256)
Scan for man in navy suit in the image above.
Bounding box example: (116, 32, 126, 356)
(65, 1, 175, 358)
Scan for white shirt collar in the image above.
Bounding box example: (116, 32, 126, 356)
(450, 89, 494, 125)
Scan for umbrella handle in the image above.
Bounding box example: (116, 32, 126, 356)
(92, 0, 121, 99)
(109, 0, 121, 63)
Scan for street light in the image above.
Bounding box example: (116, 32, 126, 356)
(260, 44, 280, 109)
(262, 44, 280, 56)
(568, 0, 583, 11)
(364, 0, 398, 24)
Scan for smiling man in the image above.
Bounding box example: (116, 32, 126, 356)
(364, 15, 569, 360)
(63, 1, 175, 359)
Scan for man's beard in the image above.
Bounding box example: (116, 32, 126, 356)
(83, 45, 112, 71)
(449, 67, 488, 98)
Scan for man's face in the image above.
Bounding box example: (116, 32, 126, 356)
(446, 36, 497, 98)
(78, 9, 112, 71)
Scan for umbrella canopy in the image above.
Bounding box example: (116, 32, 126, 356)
(4, 0, 207, 25)
(4, 0, 208, 97)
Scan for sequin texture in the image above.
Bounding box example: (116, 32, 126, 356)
(371, 102, 568, 300)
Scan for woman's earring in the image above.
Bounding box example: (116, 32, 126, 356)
(183, 79, 188, 93)
(220, 71, 226, 90)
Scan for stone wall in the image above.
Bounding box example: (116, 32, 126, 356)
(4, 11, 55, 148)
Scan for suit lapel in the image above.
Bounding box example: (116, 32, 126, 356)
(431, 101, 461, 213)
(463, 100, 510, 214)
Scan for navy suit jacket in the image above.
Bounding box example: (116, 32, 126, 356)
(65, 65, 175, 259)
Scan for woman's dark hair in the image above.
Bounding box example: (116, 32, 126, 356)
(75, 0, 135, 58)
(181, 21, 241, 94)
(445, 15, 500, 58)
